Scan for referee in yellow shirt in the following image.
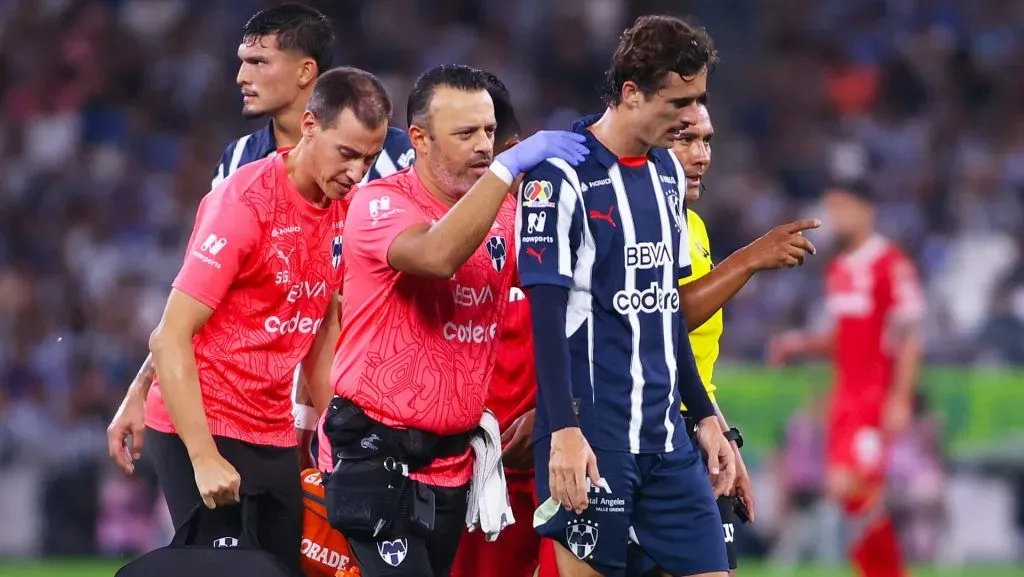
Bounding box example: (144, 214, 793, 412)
(671, 103, 745, 573)
(669, 101, 821, 574)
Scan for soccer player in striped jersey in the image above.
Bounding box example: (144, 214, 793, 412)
(520, 16, 735, 577)
(107, 3, 413, 471)
(673, 102, 821, 574)
(211, 3, 413, 189)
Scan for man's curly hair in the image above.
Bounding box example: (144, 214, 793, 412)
(600, 15, 718, 106)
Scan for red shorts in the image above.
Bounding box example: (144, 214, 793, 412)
(538, 537, 559, 577)
(299, 469, 359, 577)
(451, 476, 540, 577)
(826, 405, 888, 479)
(826, 407, 889, 513)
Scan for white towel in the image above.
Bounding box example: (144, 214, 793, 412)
(465, 409, 514, 541)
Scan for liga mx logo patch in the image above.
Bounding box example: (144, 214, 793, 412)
(377, 538, 407, 567)
(331, 235, 343, 269)
(522, 180, 555, 208)
(565, 519, 599, 560)
(485, 236, 507, 272)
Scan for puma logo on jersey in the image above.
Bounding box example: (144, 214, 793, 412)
(525, 246, 546, 264)
(589, 205, 616, 227)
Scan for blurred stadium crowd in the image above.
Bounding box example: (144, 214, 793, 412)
(0, 0, 1022, 567)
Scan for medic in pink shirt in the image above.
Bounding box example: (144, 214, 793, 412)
(140, 68, 393, 573)
(316, 64, 589, 577)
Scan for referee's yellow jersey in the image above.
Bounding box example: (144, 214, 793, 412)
(680, 209, 722, 408)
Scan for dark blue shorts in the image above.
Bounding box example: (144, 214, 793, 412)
(534, 436, 728, 577)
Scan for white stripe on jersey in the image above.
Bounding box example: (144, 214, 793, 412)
(666, 152, 692, 270)
(375, 149, 397, 180)
(608, 163, 647, 453)
(211, 134, 252, 189)
(212, 164, 225, 188)
(229, 134, 251, 175)
(360, 148, 400, 185)
(554, 180, 576, 277)
(362, 148, 389, 185)
(547, 158, 597, 403)
(648, 161, 678, 452)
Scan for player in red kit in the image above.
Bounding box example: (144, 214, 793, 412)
(316, 65, 588, 577)
(142, 68, 393, 573)
(769, 181, 925, 577)
(449, 72, 541, 577)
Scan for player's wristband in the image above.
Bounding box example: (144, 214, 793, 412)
(489, 159, 515, 186)
(292, 403, 318, 431)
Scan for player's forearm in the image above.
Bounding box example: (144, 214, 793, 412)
(294, 375, 313, 407)
(301, 312, 340, 415)
(292, 377, 319, 444)
(712, 400, 730, 432)
(296, 427, 315, 464)
(149, 330, 217, 459)
(780, 330, 834, 360)
(127, 353, 157, 401)
(680, 249, 759, 330)
(417, 170, 511, 278)
(712, 400, 744, 456)
(299, 370, 331, 415)
(890, 334, 922, 402)
(800, 332, 834, 357)
(528, 284, 578, 431)
(676, 336, 715, 421)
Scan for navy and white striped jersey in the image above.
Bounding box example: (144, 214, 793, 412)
(360, 127, 416, 184)
(211, 123, 414, 188)
(515, 115, 698, 454)
(211, 123, 275, 188)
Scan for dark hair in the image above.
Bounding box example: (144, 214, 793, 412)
(481, 70, 521, 146)
(406, 64, 490, 129)
(307, 67, 392, 129)
(242, 3, 335, 76)
(829, 180, 877, 204)
(601, 15, 718, 106)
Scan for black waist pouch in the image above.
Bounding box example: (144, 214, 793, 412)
(321, 397, 472, 541)
(326, 452, 410, 540)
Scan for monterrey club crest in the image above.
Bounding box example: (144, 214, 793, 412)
(665, 188, 682, 232)
(212, 537, 238, 548)
(485, 236, 507, 272)
(566, 519, 599, 560)
(331, 235, 343, 269)
(377, 538, 407, 567)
